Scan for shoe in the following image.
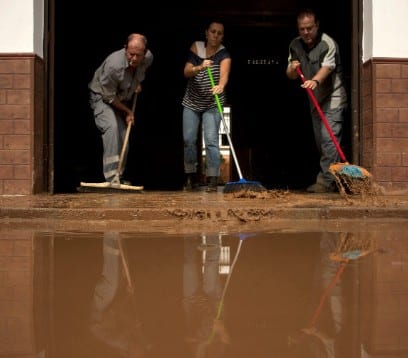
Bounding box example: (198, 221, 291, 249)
(206, 176, 218, 192)
(306, 183, 337, 193)
(184, 173, 200, 191)
(120, 179, 132, 186)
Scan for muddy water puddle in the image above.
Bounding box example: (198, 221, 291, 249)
(2, 222, 408, 357)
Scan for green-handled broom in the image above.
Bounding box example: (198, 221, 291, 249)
(207, 67, 267, 195)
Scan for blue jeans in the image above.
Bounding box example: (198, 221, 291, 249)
(311, 106, 345, 187)
(183, 107, 221, 177)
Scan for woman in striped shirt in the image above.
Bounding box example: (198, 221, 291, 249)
(182, 21, 232, 192)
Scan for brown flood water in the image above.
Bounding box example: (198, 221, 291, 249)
(2, 222, 408, 358)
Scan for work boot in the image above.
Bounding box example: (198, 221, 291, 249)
(184, 173, 200, 191)
(306, 182, 337, 193)
(206, 176, 218, 192)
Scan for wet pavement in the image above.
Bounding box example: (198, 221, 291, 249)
(1, 187, 408, 233)
(1, 188, 408, 357)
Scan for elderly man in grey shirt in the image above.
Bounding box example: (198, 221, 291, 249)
(89, 33, 153, 185)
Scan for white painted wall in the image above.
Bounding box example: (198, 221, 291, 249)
(363, 0, 408, 62)
(0, 0, 405, 63)
(362, 0, 373, 62)
(0, 0, 43, 57)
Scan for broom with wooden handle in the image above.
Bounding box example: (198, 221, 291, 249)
(111, 93, 138, 186)
(78, 93, 144, 192)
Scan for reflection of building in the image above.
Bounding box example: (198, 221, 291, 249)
(201, 106, 231, 184)
(200, 233, 230, 275)
(0, 232, 51, 357)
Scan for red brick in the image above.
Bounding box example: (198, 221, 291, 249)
(387, 182, 408, 191)
(403, 153, 408, 166)
(7, 90, 30, 105)
(0, 165, 13, 179)
(375, 167, 393, 181)
(0, 75, 13, 88)
(13, 74, 31, 89)
(376, 79, 392, 93)
(400, 109, 408, 123)
(0, 120, 14, 134)
(376, 123, 393, 137)
(392, 167, 408, 181)
(0, 90, 6, 104)
(0, 150, 30, 164)
(377, 138, 408, 152)
(376, 94, 408, 108)
(4, 179, 31, 194)
(14, 165, 30, 179)
(13, 120, 30, 134)
(402, 65, 408, 78)
(13, 59, 32, 73)
(376, 64, 401, 78)
(0, 59, 31, 74)
(376, 108, 399, 122)
(392, 123, 408, 137)
(392, 79, 408, 93)
(376, 153, 402, 166)
(4, 135, 30, 150)
(0, 104, 30, 119)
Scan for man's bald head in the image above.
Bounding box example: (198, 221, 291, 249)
(125, 33, 148, 67)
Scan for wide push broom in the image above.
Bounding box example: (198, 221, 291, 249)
(207, 67, 267, 195)
(296, 67, 373, 196)
(78, 93, 144, 193)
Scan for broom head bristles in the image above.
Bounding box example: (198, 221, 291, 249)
(329, 162, 374, 196)
(223, 179, 267, 196)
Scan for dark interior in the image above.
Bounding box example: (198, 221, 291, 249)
(53, 0, 352, 192)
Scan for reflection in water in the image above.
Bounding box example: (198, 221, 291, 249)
(1, 225, 407, 357)
(183, 233, 251, 357)
(183, 233, 228, 357)
(288, 232, 380, 358)
(90, 232, 151, 357)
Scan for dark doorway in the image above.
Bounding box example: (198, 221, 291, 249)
(52, 0, 353, 192)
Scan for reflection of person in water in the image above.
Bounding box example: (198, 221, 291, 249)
(288, 232, 355, 358)
(183, 234, 231, 357)
(90, 232, 150, 357)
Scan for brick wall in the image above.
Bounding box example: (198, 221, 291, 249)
(360, 230, 408, 354)
(0, 54, 45, 195)
(362, 59, 408, 192)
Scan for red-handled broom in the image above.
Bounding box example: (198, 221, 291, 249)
(207, 67, 267, 195)
(295, 67, 373, 196)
